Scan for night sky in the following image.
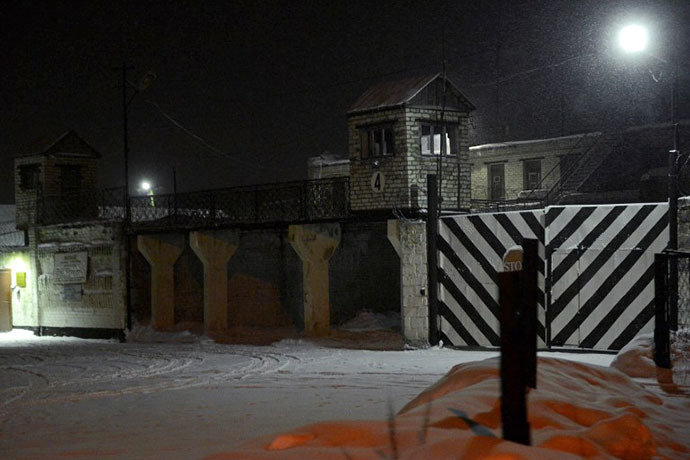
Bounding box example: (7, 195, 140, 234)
(2, 0, 689, 203)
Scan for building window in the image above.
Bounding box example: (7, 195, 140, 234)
(420, 123, 457, 155)
(489, 163, 505, 200)
(523, 159, 541, 190)
(59, 165, 82, 195)
(360, 125, 394, 158)
(18, 164, 40, 190)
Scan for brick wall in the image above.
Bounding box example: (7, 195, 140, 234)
(470, 133, 598, 201)
(329, 221, 400, 325)
(33, 222, 126, 329)
(348, 107, 471, 212)
(14, 154, 99, 229)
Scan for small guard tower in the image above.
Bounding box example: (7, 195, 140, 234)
(14, 131, 101, 229)
(347, 74, 475, 214)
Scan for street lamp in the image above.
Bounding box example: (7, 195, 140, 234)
(618, 22, 680, 250)
(120, 66, 156, 221)
(619, 22, 681, 330)
(618, 25, 648, 53)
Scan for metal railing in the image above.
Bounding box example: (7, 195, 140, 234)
(37, 178, 350, 229)
(654, 250, 690, 371)
(38, 187, 126, 225)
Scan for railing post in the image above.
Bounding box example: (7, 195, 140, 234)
(654, 253, 672, 369)
(209, 192, 216, 226)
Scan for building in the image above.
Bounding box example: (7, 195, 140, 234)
(346, 73, 475, 213)
(469, 121, 690, 210)
(2, 131, 127, 338)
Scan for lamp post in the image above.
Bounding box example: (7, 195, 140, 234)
(119, 65, 156, 221)
(118, 65, 156, 333)
(619, 23, 681, 328)
(618, 23, 680, 249)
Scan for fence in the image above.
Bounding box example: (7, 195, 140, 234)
(37, 178, 350, 229)
(654, 250, 690, 370)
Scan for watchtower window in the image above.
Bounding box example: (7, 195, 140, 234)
(59, 165, 82, 195)
(18, 164, 40, 190)
(420, 123, 458, 156)
(360, 125, 394, 159)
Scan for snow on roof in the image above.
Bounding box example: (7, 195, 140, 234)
(470, 131, 601, 151)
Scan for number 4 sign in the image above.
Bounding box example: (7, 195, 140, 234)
(370, 171, 385, 192)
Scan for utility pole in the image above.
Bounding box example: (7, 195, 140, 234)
(117, 62, 135, 333)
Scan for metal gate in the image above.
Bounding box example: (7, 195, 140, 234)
(436, 202, 669, 350)
(437, 210, 546, 347)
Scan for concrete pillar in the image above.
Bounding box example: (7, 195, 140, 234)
(288, 224, 340, 336)
(388, 219, 429, 347)
(190, 230, 240, 333)
(137, 234, 185, 330)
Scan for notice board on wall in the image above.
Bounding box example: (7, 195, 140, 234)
(54, 252, 88, 284)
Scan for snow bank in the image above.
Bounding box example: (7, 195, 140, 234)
(611, 329, 690, 386)
(207, 357, 690, 459)
(125, 323, 205, 343)
(339, 310, 400, 332)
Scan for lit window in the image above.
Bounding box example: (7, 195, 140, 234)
(360, 126, 394, 158)
(420, 123, 457, 155)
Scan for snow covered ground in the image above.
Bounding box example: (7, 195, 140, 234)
(0, 327, 686, 459)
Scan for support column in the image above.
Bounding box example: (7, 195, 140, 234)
(288, 224, 340, 336)
(190, 230, 239, 333)
(388, 219, 429, 347)
(137, 234, 185, 330)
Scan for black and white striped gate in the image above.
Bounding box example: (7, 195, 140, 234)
(547, 203, 668, 350)
(436, 203, 668, 351)
(437, 210, 546, 348)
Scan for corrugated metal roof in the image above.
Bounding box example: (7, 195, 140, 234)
(348, 74, 441, 114)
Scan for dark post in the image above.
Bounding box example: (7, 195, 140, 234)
(668, 34, 680, 331)
(498, 270, 530, 445)
(521, 239, 538, 389)
(654, 253, 672, 369)
(426, 174, 439, 345)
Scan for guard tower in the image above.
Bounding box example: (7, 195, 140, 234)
(347, 74, 475, 214)
(14, 131, 101, 229)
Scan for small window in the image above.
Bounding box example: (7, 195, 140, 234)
(523, 160, 541, 190)
(360, 125, 394, 158)
(420, 123, 457, 155)
(18, 164, 40, 190)
(60, 165, 82, 195)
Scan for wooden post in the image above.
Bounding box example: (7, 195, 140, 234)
(498, 239, 538, 446)
(499, 270, 530, 445)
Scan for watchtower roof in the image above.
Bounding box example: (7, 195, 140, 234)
(348, 73, 475, 115)
(16, 130, 101, 159)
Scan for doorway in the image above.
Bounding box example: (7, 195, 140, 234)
(0, 269, 11, 332)
(489, 163, 505, 200)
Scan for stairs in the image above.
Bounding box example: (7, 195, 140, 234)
(548, 132, 620, 204)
